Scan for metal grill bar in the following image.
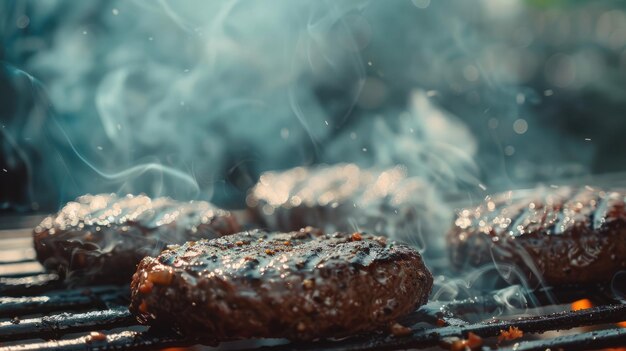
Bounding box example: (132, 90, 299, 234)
(495, 327, 626, 351)
(0, 286, 127, 317)
(0, 274, 61, 297)
(0, 236, 34, 250)
(0, 330, 198, 351)
(0, 307, 135, 342)
(263, 304, 626, 351)
(0, 262, 44, 278)
(0, 249, 36, 265)
(438, 284, 618, 319)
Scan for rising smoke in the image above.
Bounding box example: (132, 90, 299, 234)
(2, 0, 625, 211)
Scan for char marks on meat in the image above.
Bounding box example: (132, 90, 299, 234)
(448, 186, 626, 285)
(33, 194, 240, 283)
(130, 227, 433, 340)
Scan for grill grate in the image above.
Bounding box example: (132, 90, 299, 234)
(0, 226, 625, 350)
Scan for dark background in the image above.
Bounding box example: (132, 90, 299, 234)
(2, 0, 626, 212)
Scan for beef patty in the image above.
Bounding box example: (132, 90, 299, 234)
(448, 186, 626, 285)
(130, 227, 433, 340)
(33, 194, 240, 283)
(246, 163, 449, 254)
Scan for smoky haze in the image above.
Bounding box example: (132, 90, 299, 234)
(1, 0, 626, 211)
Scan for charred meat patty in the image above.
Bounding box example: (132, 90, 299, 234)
(246, 163, 449, 253)
(448, 186, 626, 285)
(130, 227, 433, 340)
(34, 194, 240, 283)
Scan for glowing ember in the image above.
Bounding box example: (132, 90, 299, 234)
(571, 298, 594, 311)
(447, 332, 483, 351)
(571, 299, 626, 332)
(498, 326, 523, 342)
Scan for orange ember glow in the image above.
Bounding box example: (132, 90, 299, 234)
(450, 332, 483, 351)
(571, 299, 626, 327)
(498, 326, 523, 342)
(571, 298, 626, 351)
(571, 298, 593, 311)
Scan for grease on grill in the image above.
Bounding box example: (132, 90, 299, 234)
(498, 326, 524, 342)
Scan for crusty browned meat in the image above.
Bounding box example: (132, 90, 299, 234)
(33, 194, 240, 284)
(447, 186, 626, 285)
(246, 163, 449, 253)
(130, 227, 433, 340)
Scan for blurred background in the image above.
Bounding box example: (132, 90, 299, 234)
(1, 0, 626, 212)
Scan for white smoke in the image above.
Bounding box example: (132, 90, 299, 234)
(4, 0, 613, 209)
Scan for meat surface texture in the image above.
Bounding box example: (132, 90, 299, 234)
(246, 163, 450, 255)
(130, 227, 433, 340)
(33, 194, 240, 283)
(447, 186, 626, 285)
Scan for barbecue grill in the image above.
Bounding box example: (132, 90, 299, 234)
(4, 1, 626, 349)
(1, 217, 624, 351)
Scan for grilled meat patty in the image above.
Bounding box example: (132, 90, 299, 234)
(130, 227, 433, 340)
(247, 163, 449, 254)
(33, 194, 240, 283)
(448, 186, 626, 285)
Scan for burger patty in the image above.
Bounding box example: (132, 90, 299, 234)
(447, 186, 626, 285)
(246, 163, 449, 253)
(33, 194, 240, 283)
(130, 227, 433, 340)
